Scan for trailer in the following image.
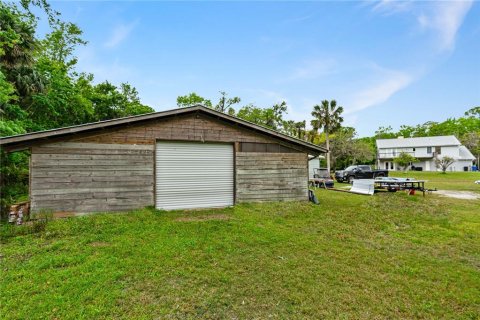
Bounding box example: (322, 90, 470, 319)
(328, 177, 433, 196)
(374, 177, 429, 197)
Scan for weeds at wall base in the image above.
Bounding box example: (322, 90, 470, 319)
(0, 211, 53, 241)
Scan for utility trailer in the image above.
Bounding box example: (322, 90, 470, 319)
(334, 177, 432, 196)
(374, 177, 430, 197)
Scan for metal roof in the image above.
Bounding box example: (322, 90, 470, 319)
(0, 105, 327, 154)
(376, 135, 461, 148)
(459, 146, 475, 160)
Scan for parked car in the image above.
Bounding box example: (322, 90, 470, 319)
(335, 165, 388, 183)
(311, 168, 335, 188)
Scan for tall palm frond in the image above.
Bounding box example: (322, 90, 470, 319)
(311, 100, 344, 173)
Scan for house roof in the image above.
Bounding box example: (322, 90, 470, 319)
(459, 146, 475, 160)
(376, 135, 461, 149)
(0, 105, 327, 154)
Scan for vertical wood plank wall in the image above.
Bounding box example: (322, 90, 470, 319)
(29, 113, 311, 213)
(236, 152, 308, 202)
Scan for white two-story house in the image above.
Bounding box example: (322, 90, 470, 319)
(376, 135, 475, 172)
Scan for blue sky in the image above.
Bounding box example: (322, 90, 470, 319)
(42, 1, 479, 137)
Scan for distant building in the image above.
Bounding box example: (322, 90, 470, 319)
(308, 155, 325, 179)
(376, 135, 475, 172)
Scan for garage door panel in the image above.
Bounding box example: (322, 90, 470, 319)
(156, 183, 233, 189)
(156, 142, 234, 210)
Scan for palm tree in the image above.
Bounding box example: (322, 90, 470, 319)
(294, 120, 306, 140)
(311, 100, 344, 173)
(0, 4, 37, 71)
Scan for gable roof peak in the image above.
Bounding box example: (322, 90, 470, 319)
(0, 105, 326, 154)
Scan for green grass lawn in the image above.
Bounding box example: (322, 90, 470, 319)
(387, 171, 480, 193)
(1, 187, 479, 319)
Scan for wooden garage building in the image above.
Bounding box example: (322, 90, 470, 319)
(0, 106, 326, 213)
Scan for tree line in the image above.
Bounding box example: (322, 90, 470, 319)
(0, 1, 153, 210)
(176, 92, 375, 173)
(176, 92, 479, 172)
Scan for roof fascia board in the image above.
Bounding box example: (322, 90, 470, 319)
(0, 105, 326, 154)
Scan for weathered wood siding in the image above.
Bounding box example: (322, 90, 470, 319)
(30, 113, 310, 213)
(236, 152, 308, 202)
(71, 113, 296, 148)
(30, 142, 154, 213)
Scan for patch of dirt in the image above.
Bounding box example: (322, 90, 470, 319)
(52, 212, 77, 219)
(175, 214, 231, 222)
(435, 190, 480, 200)
(89, 241, 111, 247)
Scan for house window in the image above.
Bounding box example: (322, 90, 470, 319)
(427, 147, 432, 154)
(435, 146, 441, 155)
(390, 162, 394, 170)
(413, 148, 415, 152)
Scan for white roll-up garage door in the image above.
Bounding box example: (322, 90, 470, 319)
(155, 141, 234, 210)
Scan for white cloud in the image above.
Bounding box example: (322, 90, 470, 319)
(284, 59, 337, 81)
(370, 0, 473, 52)
(76, 46, 133, 83)
(370, 0, 412, 15)
(258, 89, 288, 103)
(104, 21, 138, 48)
(343, 114, 359, 128)
(346, 68, 413, 114)
(286, 104, 310, 123)
(349, 0, 473, 121)
(243, 89, 289, 105)
(417, 1, 473, 52)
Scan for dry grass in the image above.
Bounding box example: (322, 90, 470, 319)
(175, 213, 231, 222)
